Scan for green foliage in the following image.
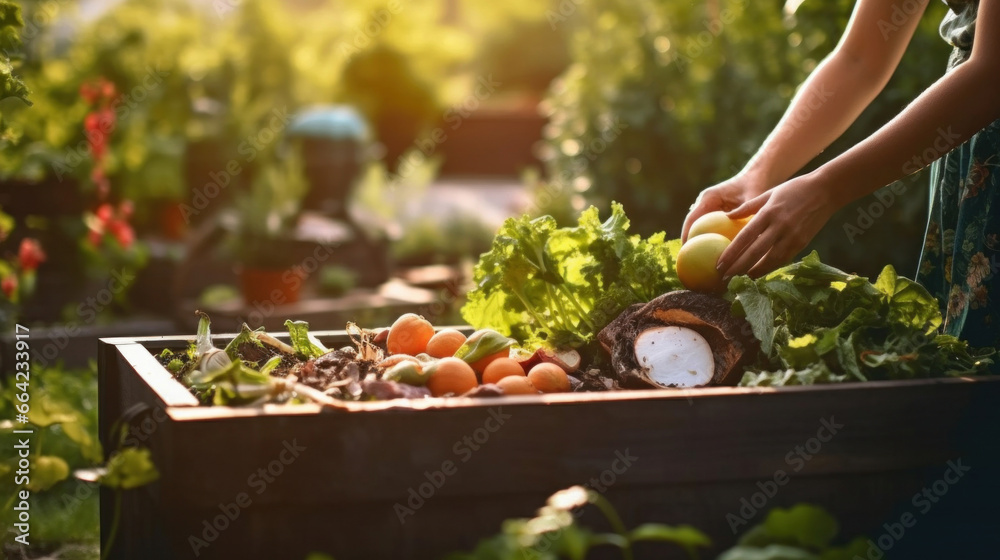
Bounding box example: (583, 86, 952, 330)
(728, 252, 994, 385)
(461, 203, 683, 350)
(1, 0, 553, 197)
(232, 152, 308, 237)
(98, 447, 159, 490)
(450, 487, 874, 560)
(448, 485, 710, 560)
(0, 364, 102, 550)
(0, 0, 30, 113)
(544, 0, 950, 277)
(720, 504, 870, 560)
(1, 361, 160, 555)
(391, 214, 496, 267)
(318, 265, 358, 297)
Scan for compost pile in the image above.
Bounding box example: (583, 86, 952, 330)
(162, 205, 993, 407)
(159, 311, 600, 406)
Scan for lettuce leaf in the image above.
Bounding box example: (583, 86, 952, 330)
(728, 251, 993, 385)
(461, 203, 683, 350)
(284, 319, 329, 359)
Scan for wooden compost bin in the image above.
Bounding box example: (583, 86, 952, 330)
(97, 331, 1000, 560)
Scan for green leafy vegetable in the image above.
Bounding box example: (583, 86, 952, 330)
(259, 355, 282, 376)
(461, 203, 683, 350)
(224, 323, 267, 362)
(284, 319, 329, 359)
(187, 359, 275, 406)
(728, 252, 993, 385)
(454, 329, 515, 363)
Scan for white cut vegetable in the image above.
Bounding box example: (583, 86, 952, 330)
(633, 326, 715, 387)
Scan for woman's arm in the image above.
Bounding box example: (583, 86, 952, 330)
(718, 1, 1000, 278)
(682, 0, 929, 240)
(741, 0, 931, 189)
(807, 2, 1000, 207)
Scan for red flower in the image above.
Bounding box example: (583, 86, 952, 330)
(84, 112, 102, 133)
(2, 276, 17, 299)
(97, 107, 116, 134)
(81, 79, 117, 106)
(18, 238, 46, 271)
(80, 83, 98, 104)
(100, 80, 116, 100)
(96, 202, 114, 224)
(108, 219, 135, 249)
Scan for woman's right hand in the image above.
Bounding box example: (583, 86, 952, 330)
(681, 174, 767, 242)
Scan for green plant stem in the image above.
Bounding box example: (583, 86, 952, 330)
(511, 287, 549, 329)
(556, 283, 597, 331)
(590, 493, 633, 560)
(101, 490, 122, 560)
(545, 283, 573, 331)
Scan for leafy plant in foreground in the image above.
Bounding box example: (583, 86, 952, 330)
(447, 486, 871, 560)
(727, 252, 993, 386)
(446, 485, 710, 560)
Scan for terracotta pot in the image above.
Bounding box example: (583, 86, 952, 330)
(240, 267, 300, 306)
(160, 202, 188, 240)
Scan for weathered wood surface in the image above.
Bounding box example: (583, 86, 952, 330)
(98, 333, 1000, 560)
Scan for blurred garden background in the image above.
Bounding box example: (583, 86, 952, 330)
(0, 0, 953, 557)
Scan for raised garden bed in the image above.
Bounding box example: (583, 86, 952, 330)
(98, 330, 1000, 560)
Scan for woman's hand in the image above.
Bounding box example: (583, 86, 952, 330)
(682, 173, 769, 241)
(716, 173, 839, 279)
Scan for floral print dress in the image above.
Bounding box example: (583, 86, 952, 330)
(916, 0, 1000, 348)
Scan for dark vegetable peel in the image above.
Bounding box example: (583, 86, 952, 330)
(598, 291, 756, 388)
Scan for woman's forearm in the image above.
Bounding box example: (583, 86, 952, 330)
(741, 0, 930, 192)
(816, 58, 1000, 207)
(742, 52, 888, 189)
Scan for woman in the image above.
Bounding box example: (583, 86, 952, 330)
(682, 0, 999, 346)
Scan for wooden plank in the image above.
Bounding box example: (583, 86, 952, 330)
(153, 377, 999, 508)
(116, 342, 201, 407)
(151, 468, 997, 560)
(99, 340, 178, 560)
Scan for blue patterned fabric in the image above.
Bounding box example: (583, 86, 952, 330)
(916, 1, 999, 347)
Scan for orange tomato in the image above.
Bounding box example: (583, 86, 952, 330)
(527, 363, 571, 393)
(426, 357, 478, 397)
(482, 358, 526, 384)
(496, 375, 538, 395)
(426, 329, 468, 358)
(387, 314, 435, 356)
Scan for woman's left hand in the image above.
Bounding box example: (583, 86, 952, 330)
(716, 173, 839, 279)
